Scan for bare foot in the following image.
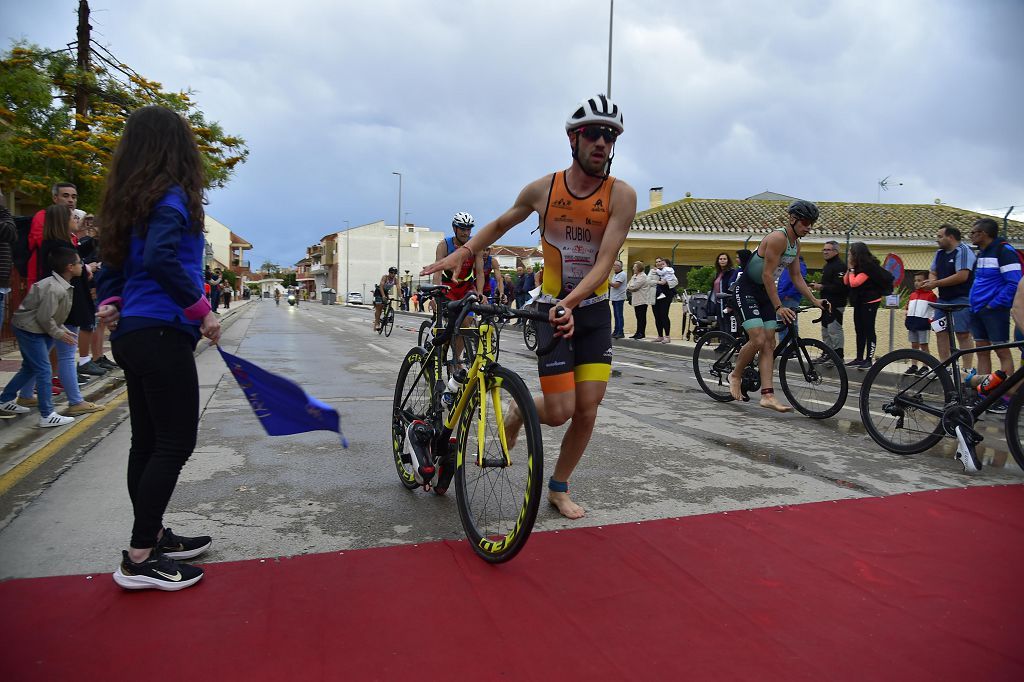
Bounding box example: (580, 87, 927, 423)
(549, 491, 585, 519)
(759, 394, 793, 412)
(503, 400, 523, 450)
(728, 372, 747, 401)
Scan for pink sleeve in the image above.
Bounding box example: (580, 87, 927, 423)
(183, 295, 212, 321)
(846, 272, 869, 288)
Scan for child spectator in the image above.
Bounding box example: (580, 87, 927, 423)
(905, 272, 938, 374)
(0, 248, 81, 427)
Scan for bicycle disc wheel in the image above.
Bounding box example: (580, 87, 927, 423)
(392, 346, 435, 490)
(1005, 388, 1024, 470)
(692, 330, 738, 402)
(523, 319, 538, 351)
(454, 365, 543, 563)
(384, 309, 395, 337)
(858, 349, 954, 454)
(778, 339, 848, 419)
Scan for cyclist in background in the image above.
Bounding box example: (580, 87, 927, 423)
(730, 200, 827, 412)
(434, 212, 483, 363)
(374, 267, 399, 331)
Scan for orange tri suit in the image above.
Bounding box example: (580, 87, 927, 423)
(534, 171, 616, 395)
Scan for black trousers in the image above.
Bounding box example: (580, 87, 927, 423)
(112, 327, 200, 550)
(853, 302, 880, 360)
(633, 304, 648, 337)
(653, 297, 672, 337)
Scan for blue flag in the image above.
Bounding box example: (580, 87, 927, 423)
(218, 347, 348, 447)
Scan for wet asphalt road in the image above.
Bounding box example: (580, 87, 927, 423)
(1, 301, 1021, 579)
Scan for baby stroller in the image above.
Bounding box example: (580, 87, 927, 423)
(681, 290, 717, 342)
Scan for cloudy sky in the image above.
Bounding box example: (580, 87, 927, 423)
(3, 0, 1022, 268)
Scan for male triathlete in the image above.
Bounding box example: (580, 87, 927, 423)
(434, 212, 483, 362)
(373, 266, 399, 331)
(730, 200, 827, 412)
(422, 94, 637, 519)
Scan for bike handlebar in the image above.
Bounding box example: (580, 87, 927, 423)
(444, 294, 566, 356)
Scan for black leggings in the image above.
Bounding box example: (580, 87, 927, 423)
(653, 289, 672, 337)
(112, 327, 200, 550)
(853, 301, 880, 360)
(633, 304, 648, 337)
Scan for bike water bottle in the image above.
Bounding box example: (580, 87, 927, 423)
(978, 370, 1007, 395)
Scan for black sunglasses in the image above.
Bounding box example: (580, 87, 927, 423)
(578, 125, 619, 143)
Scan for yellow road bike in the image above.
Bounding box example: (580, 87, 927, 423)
(392, 288, 558, 562)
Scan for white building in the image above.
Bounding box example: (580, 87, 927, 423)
(334, 221, 446, 302)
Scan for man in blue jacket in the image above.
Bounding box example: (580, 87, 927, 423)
(968, 217, 1021, 411)
(776, 256, 807, 345)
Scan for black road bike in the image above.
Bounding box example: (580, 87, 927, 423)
(858, 302, 1024, 470)
(692, 307, 849, 419)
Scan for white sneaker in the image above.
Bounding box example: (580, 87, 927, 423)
(39, 412, 75, 428)
(954, 425, 980, 474)
(0, 400, 31, 414)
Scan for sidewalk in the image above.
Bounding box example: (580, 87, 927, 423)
(0, 300, 255, 482)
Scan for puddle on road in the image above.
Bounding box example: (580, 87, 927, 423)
(702, 433, 872, 493)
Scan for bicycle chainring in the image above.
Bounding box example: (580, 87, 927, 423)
(941, 405, 974, 436)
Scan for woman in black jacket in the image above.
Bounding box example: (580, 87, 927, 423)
(710, 252, 739, 334)
(843, 242, 893, 369)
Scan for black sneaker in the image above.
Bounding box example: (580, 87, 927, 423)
(113, 550, 204, 591)
(844, 358, 863, 367)
(987, 400, 1009, 416)
(157, 527, 213, 560)
(94, 356, 118, 371)
(904, 366, 919, 375)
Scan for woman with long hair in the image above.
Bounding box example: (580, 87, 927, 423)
(96, 105, 220, 591)
(627, 261, 651, 339)
(711, 252, 739, 334)
(843, 242, 893, 369)
(35, 204, 105, 415)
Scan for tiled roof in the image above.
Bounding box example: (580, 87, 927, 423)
(492, 245, 543, 259)
(632, 198, 1024, 243)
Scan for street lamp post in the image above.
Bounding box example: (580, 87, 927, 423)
(344, 219, 350, 302)
(607, 0, 614, 97)
(392, 172, 402, 284)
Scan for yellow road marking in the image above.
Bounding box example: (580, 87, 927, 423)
(0, 390, 128, 497)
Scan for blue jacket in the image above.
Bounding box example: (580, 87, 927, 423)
(97, 187, 209, 341)
(970, 240, 1022, 312)
(777, 257, 807, 302)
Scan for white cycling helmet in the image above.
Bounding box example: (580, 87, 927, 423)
(565, 94, 624, 134)
(451, 212, 474, 230)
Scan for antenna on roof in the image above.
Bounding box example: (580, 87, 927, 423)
(877, 176, 903, 203)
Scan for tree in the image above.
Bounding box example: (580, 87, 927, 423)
(0, 37, 248, 210)
(685, 265, 715, 294)
(281, 272, 297, 288)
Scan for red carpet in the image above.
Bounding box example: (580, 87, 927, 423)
(2, 485, 1022, 681)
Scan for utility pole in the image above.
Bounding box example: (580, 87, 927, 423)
(75, 0, 91, 131)
(607, 0, 614, 97)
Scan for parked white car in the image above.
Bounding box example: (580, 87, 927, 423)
(348, 292, 363, 305)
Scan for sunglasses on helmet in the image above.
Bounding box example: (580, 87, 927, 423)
(577, 125, 619, 143)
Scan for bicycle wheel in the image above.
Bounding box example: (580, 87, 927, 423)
(454, 365, 543, 563)
(1004, 388, 1024, 470)
(383, 308, 395, 337)
(418, 320, 432, 348)
(692, 330, 739, 402)
(392, 346, 435, 490)
(858, 349, 954, 454)
(778, 339, 848, 419)
(523, 319, 538, 351)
